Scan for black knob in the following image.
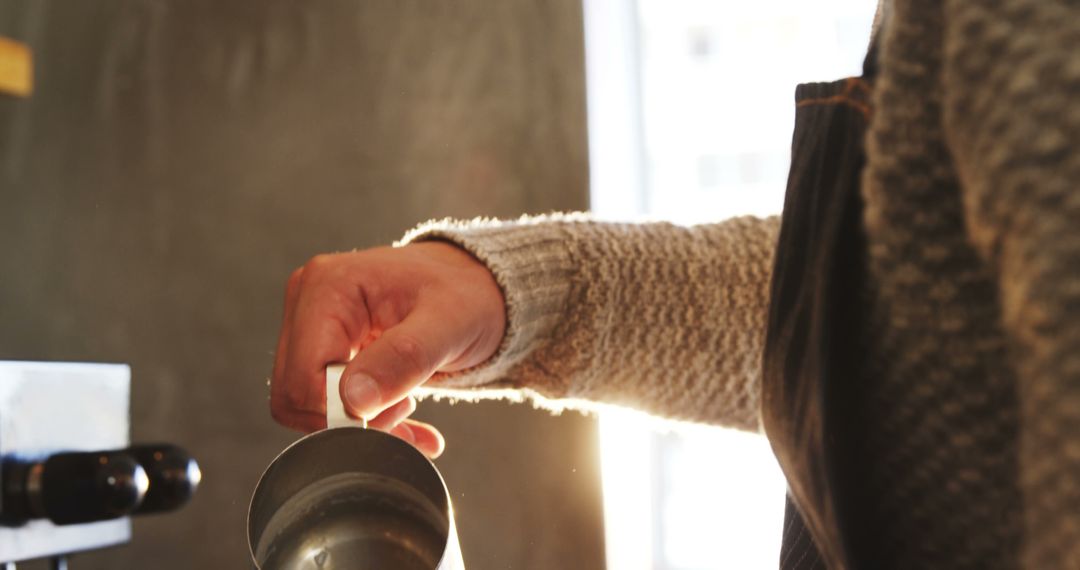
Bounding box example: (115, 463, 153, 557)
(127, 444, 201, 515)
(39, 451, 149, 525)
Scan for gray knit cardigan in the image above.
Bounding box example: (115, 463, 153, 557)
(399, 0, 1080, 566)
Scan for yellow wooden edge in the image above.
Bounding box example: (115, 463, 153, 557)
(0, 36, 33, 97)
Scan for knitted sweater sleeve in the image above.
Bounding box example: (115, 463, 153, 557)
(397, 214, 779, 432)
(942, 1, 1080, 566)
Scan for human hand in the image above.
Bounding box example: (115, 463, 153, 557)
(270, 242, 507, 458)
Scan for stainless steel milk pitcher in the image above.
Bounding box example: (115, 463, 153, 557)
(248, 365, 464, 569)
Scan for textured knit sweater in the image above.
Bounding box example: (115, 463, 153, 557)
(399, 0, 1080, 567)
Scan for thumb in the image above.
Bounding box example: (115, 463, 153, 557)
(340, 309, 464, 419)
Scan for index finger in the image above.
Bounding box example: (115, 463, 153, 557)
(270, 267, 323, 431)
(272, 269, 372, 431)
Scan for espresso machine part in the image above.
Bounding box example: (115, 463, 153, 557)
(2, 450, 149, 525)
(247, 365, 463, 569)
(126, 444, 202, 516)
(2, 445, 201, 526)
(0, 362, 201, 568)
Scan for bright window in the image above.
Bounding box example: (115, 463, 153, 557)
(584, 1, 878, 568)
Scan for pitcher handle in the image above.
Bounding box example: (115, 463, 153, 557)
(325, 363, 367, 430)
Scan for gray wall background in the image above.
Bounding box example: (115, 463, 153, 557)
(0, 1, 605, 568)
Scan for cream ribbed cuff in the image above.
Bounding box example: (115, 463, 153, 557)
(397, 215, 583, 390)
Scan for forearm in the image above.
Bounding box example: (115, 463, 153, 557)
(399, 213, 780, 432)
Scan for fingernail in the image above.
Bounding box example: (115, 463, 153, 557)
(344, 373, 381, 418)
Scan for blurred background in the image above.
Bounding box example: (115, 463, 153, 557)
(0, 1, 599, 568)
(0, 0, 875, 568)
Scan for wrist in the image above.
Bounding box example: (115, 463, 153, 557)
(397, 217, 578, 388)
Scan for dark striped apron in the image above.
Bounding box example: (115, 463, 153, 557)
(762, 34, 880, 570)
